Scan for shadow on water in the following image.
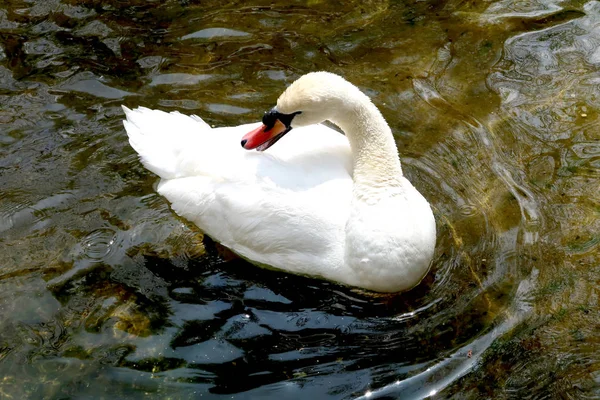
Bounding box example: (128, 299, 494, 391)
(0, 0, 599, 398)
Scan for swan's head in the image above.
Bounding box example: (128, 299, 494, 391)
(241, 72, 353, 151)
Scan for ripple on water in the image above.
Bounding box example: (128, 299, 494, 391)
(80, 228, 118, 261)
(149, 73, 225, 87)
(181, 28, 251, 41)
(571, 142, 600, 158)
(488, 2, 600, 142)
(205, 103, 251, 115)
(458, 203, 478, 216)
(23, 38, 63, 55)
(73, 20, 113, 38)
(58, 72, 135, 99)
(0, 192, 75, 234)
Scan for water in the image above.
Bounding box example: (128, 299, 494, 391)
(0, 0, 598, 398)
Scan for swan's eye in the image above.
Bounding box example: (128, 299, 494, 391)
(263, 108, 301, 129)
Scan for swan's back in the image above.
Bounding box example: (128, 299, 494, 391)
(124, 106, 352, 185)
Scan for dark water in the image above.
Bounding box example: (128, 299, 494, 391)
(1, 0, 599, 398)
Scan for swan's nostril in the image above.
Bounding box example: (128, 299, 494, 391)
(241, 139, 247, 148)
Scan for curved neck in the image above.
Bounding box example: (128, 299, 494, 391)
(330, 90, 403, 195)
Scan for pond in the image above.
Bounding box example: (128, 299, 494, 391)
(0, 0, 599, 398)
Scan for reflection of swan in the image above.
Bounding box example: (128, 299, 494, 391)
(123, 72, 436, 292)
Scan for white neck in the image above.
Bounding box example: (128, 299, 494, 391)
(329, 88, 404, 196)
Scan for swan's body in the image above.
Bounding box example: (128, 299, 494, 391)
(123, 72, 436, 292)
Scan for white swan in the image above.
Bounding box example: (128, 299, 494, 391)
(123, 72, 436, 292)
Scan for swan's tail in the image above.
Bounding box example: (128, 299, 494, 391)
(122, 106, 211, 180)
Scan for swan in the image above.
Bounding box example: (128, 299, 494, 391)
(123, 72, 436, 293)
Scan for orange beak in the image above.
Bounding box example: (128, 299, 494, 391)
(241, 119, 290, 151)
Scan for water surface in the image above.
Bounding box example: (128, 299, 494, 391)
(0, 0, 599, 398)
